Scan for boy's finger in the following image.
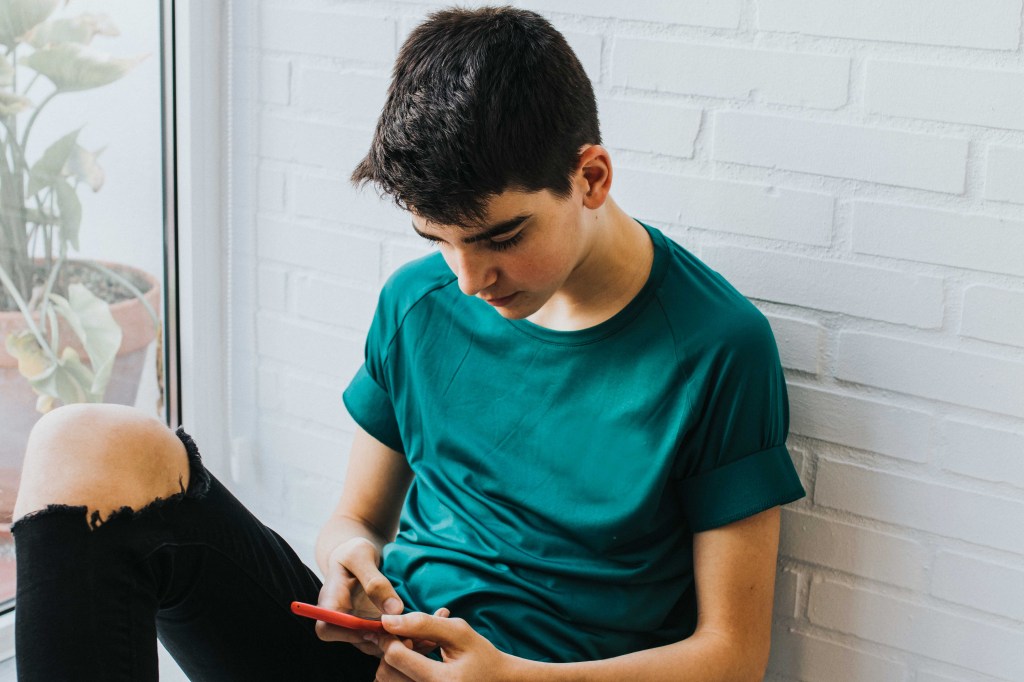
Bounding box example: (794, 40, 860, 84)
(381, 637, 443, 681)
(341, 544, 404, 615)
(381, 612, 468, 649)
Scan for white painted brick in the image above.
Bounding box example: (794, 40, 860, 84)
(713, 112, 968, 193)
(261, 6, 395, 64)
(867, 60, 1024, 131)
(258, 167, 286, 211)
(260, 58, 290, 105)
(261, 114, 372, 174)
(258, 265, 288, 312)
(615, 170, 834, 245)
(701, 246, 945, 327)
(768, 626, 906, 682)
(258, 418, 352, 480)
(931, 551, 1024, 621)
(284, 470, 347, 527)
(612, 39, 849, 109)
(807, 579, 1024, 680)
(788, 384, 935, 463)
(256, 311, 364, 382)
(257, 216, 381, 284)
(853, 201, 1024, 277)
(293, 68, 387, 129)
(387, 242, 436, 276)
(293, 274, 377, 333)
(513, 0, 743, 28)
(257, 366, 283, 413)
(815, 459, 1024, 555)
(780, 509, 929, 590)
(961, 285, 1024, 347)
(764, 315, 822, 374)
(598, 96, 701, 157)
(774, 568, 800, 619)
(292, 175, 408, 235)
(985, 145, 1024, 203)
(940, 419, 1024, 489)
(759, 0, 1022, 50)
(836, 331, 1024, 419)
(273, 371, 359, 434)
(562, 31, 601, 84)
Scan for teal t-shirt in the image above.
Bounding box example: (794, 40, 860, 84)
(342, 221, 806, 663)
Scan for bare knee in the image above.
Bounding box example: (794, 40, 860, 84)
(13, 404, 191, 525)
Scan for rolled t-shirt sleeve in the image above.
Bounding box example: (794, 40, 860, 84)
(677, 311, 806, 532)
(342, 292, 404, 453)
(343, 364, 403, 453)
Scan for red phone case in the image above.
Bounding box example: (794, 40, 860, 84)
(290, 601, 386, 632)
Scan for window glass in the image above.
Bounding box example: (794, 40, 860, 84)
(0, 0, 169, 608)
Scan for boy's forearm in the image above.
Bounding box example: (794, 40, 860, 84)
(513, 631, 764, 682)
(314, 514, 390, 576)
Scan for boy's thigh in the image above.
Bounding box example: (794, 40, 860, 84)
(147, 456, 378, 681)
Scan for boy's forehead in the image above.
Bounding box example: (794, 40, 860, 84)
(412, 188, 554, 234)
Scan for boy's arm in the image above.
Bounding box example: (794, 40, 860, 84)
(315, 425, 412, 589)
(312, 426, 414, 658)
(377, 505, 782, 682)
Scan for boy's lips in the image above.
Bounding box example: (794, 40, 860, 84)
(482, 292, 518, 307)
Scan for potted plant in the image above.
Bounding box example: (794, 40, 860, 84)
(0, 0, 160, 523)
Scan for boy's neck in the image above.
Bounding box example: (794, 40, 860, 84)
(527, 197, 654, 331)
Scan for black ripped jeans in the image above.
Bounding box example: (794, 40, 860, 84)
(10, 426, 379, 681)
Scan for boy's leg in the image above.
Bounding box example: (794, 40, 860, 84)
(11, 405, 379, 681)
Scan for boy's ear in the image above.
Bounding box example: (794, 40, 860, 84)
(576, 144, 612, 209)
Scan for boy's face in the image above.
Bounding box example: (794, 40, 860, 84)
(411, 186, 589, 320)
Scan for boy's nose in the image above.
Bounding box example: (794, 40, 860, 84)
(452, 250, 497, 296)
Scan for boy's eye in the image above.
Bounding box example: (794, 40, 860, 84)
(487, 230, 524, 252)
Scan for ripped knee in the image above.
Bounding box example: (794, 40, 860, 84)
(11, 426, 211, 533)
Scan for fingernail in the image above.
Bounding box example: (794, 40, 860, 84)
(381, 614, 398, 627)
(383, 597, 402, 615)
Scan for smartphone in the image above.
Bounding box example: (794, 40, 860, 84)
(290, 601, 386, 632)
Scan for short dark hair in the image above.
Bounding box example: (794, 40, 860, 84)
(351, 6, 601, 228)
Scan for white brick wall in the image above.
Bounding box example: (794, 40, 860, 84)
(226, 2, 1024, 679)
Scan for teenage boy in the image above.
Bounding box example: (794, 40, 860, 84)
(10, 6, 804, 682)
(315, 6, 805, 682)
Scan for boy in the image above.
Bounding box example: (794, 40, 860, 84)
(10, 6, 804, 682)
(315, 6, 805, 681)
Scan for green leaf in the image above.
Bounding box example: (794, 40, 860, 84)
(4, 327, 49, 378)
(63, 143, 104, 191)
(47, 283, 122, 398)
(28, 13, 119, 48)
(0, 90, 31, 115)
(22, 43, 145, 92)
(26, 345, 97, 410)
(53, 179, 80, 250)
(0, 0, 60, 48)
(27, 127, 79, 196)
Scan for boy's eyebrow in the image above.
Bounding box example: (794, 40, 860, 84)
(412, 214, 532, 244)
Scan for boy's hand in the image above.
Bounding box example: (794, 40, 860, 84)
(374, 612, 517, 681)
(315, 537, 447, 657)
(314, 536, 403, 656)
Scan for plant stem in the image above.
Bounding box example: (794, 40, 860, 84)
(19, 90, 58, 151)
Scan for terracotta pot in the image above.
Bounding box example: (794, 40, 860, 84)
(0, 260, 162, 526)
